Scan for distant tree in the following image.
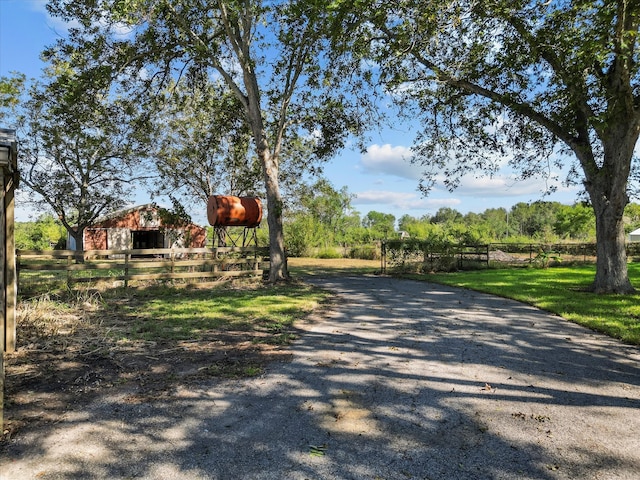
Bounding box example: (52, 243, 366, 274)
(297, 180, 355, 238)
(398, 214, 432, 238)
(363, 211, 396, 240)
(285, 179, 357, 254)
(340, 214, 370, 245)
(337, 0, 640, 293)
(482, 208, 510, 241)
(509, 202, 562, 239)
(284, 214, 318, 257)
(431, 207, 463, 225)
(463, 212, 483, 226)
(554, 204, 596, 241)
(15, 214, 66, 250)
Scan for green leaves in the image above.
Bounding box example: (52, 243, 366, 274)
(0, 73, 26, 113)
(308, 444, 328, 456)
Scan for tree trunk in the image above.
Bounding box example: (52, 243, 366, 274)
(591, 198, 634, 293)
(72, 229, 85, 264)
(261, 149, 289, 282)
(585, 128, 637, 294)
(241, 63, 289, 283)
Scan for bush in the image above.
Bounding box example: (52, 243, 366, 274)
(347, 245, 379, 260)
(316, 247, 343, 259)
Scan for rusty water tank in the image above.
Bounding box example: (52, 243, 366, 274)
(207, 195, 263, 227)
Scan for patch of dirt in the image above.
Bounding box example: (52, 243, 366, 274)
(489, 249, 521, 262)
(1, 295, 294, 444)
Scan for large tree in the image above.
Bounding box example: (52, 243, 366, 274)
(338, 0, 640, 293)
(48, 0, 370, 282)
(285, 179, 357, 253)
(0, 63, 150, 252)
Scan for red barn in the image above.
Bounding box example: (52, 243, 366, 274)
(70, 204, 207, 251)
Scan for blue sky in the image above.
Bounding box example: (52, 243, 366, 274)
(0, 0, 582, 224)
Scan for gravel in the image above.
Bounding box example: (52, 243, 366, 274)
(2, 275, 639, 480)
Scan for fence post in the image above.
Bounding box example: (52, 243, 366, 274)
(66, 253, 72, 288)
(124, 252, 129, 288)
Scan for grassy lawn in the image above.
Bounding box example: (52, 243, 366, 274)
(109, 282, 328, 343)
(404, 263, 640, 345)
(5, 280, 331, 438)
(18, 280, 330, 346)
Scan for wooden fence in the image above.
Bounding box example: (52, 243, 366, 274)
(16, 246, 270, 289)
(381, 241, 490, 273)
(381, 240, 640, 273)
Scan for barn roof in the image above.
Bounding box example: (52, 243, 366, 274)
(93, 203, 155, 223)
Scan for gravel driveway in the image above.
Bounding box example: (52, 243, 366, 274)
(2, 275, 639, 479)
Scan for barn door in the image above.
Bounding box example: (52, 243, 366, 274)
(107, 228, 131, 250)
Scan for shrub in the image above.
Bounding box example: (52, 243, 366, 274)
(316, 247, 342, 259)
(347, 245, 379, 260)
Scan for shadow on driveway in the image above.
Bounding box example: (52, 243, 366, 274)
(2, 275, 639, 479)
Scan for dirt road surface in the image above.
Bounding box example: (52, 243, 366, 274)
(2, 275, 639, 479)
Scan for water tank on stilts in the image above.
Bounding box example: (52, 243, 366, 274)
(207, 195, 263, 247)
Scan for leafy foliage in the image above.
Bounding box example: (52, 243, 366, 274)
(15, 214, 67, 250)
(149, 78, 262, 209)
(0, 59, 152, 250)
(284, 179, 360, 256)
(331, 0, 640, 292)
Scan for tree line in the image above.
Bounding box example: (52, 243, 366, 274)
(281, 179, 640, 257)
(1, 1, 639, 292)
(20, 180, 640, 255)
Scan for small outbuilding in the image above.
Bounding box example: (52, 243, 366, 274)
(69, 204, 207, 251)
(629, 228, 640, 243)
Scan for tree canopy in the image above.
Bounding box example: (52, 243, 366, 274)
(47, 0, 374, 281)
(0, 54, 151, 251)
(148, 76, 262, 209)
(334, 0, 640, 293)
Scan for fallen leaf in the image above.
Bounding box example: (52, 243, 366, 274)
(309, 444, 328, 456)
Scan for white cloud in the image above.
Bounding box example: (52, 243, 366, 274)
(360, 144, 422, 180)
(447, 175, 542, 197)
(354, 190, 461, 213)
(27, 0, 81, 35)
(442, 173, 579, 198)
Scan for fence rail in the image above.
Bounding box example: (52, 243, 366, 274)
(17, 246, 270, 289)
(382, 240, 640, 273)
(381, 241, 490, 273)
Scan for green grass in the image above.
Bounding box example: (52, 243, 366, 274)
(109, 282, 329, 342)
(18, 281, 329, 349)
(404, 263, 640, 345)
